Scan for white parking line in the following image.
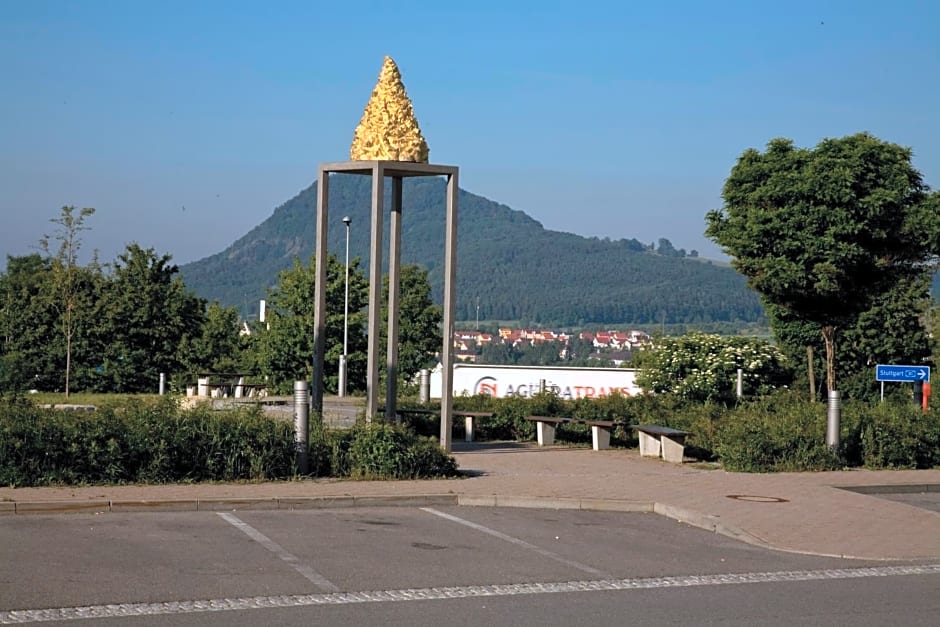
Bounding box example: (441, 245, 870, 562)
(420, 507, 609, 577)
(4, 564, 939, 623)
(217, 512, 339, 592)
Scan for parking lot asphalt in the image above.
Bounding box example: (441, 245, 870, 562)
(3, 506, 940, 626)
(2, 439, 939, 561)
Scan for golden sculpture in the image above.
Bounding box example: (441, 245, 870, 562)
(350, 56, 429, 163)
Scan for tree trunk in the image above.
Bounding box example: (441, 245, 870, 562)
(821, 325, 836, 394)
(806, 345, 816, 402)
(64, 310, 72, 399)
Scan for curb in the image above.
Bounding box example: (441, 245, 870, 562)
(456, 494, 654, 512)
(2, 494, 460, 515)
(838, 483, 940, 495)
(652, 502, 772, 548)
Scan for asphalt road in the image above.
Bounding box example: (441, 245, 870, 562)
(2, 507, 938, 626)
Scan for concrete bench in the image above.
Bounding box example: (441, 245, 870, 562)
(456, 411, 495, 442)
(384, 409, 495, 443)
(630, 424, 688, 464)
(524, 416, 622, 451)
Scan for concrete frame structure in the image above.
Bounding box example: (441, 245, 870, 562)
(312, 160, 459, 451)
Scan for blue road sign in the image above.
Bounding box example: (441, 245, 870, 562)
(875, 364, 931, 383)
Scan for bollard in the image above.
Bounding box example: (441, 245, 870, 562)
(826, 390, 841, 449)
(159, 372, 166, 396)
(736, 368, 743, 399)
(293, 381, 309, 475)
(419, 368, 430, 404)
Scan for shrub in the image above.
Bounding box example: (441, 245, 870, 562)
(636, 333, 791, 404)
(856, 401, 940, 469)
(346, 422, 458, 479)
(0, 397, 458, 486)
(713, 394, 840, 472)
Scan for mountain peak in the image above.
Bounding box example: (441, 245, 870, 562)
(179, 176, 763, 327)
(350, 56, 429, 163)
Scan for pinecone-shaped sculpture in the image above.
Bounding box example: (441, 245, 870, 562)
(350, 56, 429, 163)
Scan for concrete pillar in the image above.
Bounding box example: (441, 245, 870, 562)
(385, 176, 403, 421)
(439, 170, 458, 451)
(312, 167, 329, 416)
(366, 164, 385, 420)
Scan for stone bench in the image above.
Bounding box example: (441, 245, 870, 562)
(524, 417, 689, 461)
(524, 416, 623, 451)
(630, 424, 688, 464)
(455, 411, 495, 442)
(384, 409, 495, 442)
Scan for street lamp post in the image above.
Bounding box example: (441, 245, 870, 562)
(339, 216, 352, 397)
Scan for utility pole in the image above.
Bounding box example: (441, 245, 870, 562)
(339, 216, 352, 397)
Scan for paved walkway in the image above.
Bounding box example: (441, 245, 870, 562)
(2, 442, 939, 561)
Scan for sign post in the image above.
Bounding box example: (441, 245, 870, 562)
(875, 364, 931, 402)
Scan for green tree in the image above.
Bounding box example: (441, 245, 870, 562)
(480, 341, 519, 365)
(94, 244, 205, 392)
(516, 340, 567, 366)
(772, 274, 935, 402)
(0, 255, 55, 392)
(179, 301, 244, 376)
(706, 133, 940, 394)
(929, 303, 940, 370)
(255, 254, 368, 394)
(38, 206, 96, 397)
(382, 265, 442, 389)
(0, 253, 104, 394)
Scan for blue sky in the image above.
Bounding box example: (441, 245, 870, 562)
(2, 0, 938, 268)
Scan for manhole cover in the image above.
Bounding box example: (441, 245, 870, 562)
(726, 494, 789, 503)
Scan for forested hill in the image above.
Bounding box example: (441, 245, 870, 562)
(179, 175, 764, 326)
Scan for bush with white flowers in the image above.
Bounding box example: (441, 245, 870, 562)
(636, 333, 789, 403)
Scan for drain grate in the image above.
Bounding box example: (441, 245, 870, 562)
(726, 494, 789, 503)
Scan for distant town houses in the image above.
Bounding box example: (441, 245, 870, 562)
(452, 328, 652, 363)
(579, 330, 652, 350)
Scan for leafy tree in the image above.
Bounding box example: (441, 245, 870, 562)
(480, 341, 519, 365)
(38, 206, 96, 397)
(636, 332, 790, 403)
(706, 133, 940, 394)
(841, 272, 934, 398)
(773, 273, 934, 402)
(179, 302, 244, 376)
(929, 304, 940, 369)
(254, 254, 368, 394)
(516, 340, 566, 366)
(381, 265, 443, 389)
(93, 244, 205, 392)
(566, 335, 599, 365)
(0, 255, 56, 392)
